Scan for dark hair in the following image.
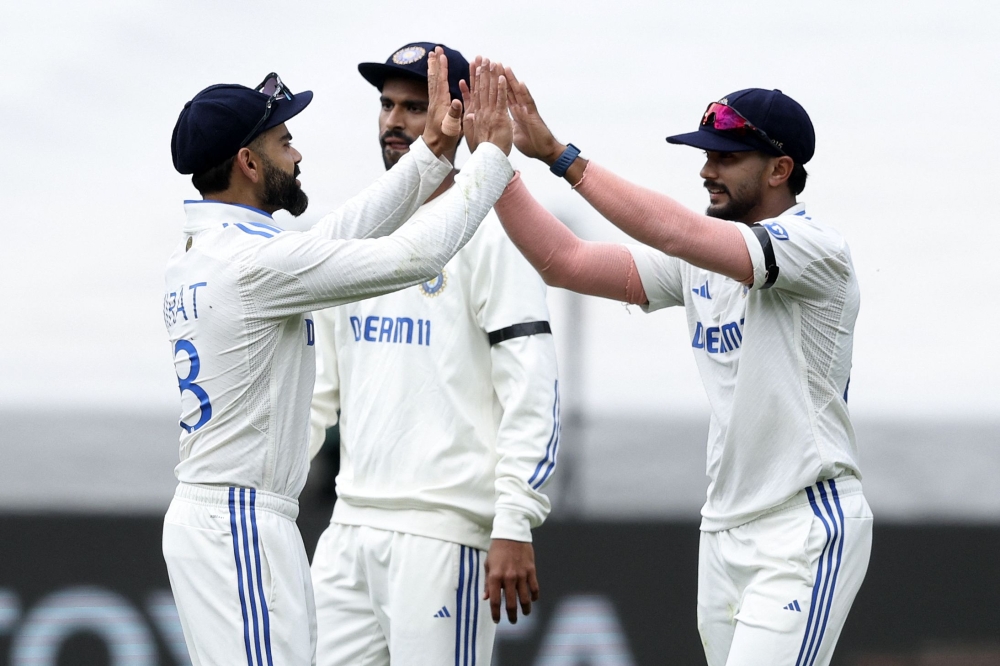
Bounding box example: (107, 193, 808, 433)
(191, 155, 236, 195)
(191, 135, 266, 195)
(788, 162, 808, 196)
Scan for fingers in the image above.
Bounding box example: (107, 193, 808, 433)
(504, 576, 519, 623)
(487, 575, 502, 623)
(529, 568, 540, 602)
(459, 79, 473, 113)
(441, 99, 462, 136)
(517, 576, 532, 617)
(496, 74, 508, 113)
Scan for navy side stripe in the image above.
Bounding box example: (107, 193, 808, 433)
(463, 546, 474, 665)
(229, 488, 253, 666)
(795, 481, 847, 666)
(810, 481, 846, 666)
(528, 381, 561, 489)
(455, 546, 466, 666)
(471, 549, 480, 666)
(240, 490, 264, 666)
(250, 490, 274, 666)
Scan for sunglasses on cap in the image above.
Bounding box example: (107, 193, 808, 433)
(701, 102, 786, 156)
(240, 72, 294, 147)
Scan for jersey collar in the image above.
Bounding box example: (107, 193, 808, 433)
(182, 199, 277, 233)
(780, 202, 807, 217)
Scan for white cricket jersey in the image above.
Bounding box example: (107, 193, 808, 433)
(629, 203, 861, 531)
(309, 207, 560, 551)
(162, 139, 513, 499)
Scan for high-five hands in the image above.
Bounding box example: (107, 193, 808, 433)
(501, 67, 566, 165)
(458, 57, 513, 156)
(424, 46, 464, 158)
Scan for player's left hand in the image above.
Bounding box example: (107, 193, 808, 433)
(424, 46, 464, 158)
(484, 538, 539, 623)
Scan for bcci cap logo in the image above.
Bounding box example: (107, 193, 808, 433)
(392, 45, 427, 65)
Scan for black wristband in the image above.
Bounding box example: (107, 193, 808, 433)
(549, 144, 581, 178)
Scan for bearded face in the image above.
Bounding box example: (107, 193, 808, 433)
(260, 153, 308, 217)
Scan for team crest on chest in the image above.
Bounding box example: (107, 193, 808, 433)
(392, 45, 427, 65)
(419, 270, 447, 297)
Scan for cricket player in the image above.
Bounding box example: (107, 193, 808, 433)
(161, 51, 516, 665)
(308, 44, 559, 665)
(478, 64, 873, 666)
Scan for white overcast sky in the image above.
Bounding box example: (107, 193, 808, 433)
(1, 0, 997, 421)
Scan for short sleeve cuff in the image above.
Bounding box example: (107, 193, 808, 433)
(736, 223, 770, 291)
(627, 244, 665, 313)
(491, 508, 533, 543)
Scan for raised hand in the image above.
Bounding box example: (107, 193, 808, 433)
(504, 66, 565, 165)
(423, 46, 464, 158)
(461, 58, 513, 156)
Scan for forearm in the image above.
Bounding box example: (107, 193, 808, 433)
(573, 162, 753, 283)
(494, 173, 647, 304)
(490, 335, 558, 542)
(312, 137, 453, 240)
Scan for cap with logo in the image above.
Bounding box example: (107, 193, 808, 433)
(666, 88, 815, 166)
(171, 80, 313, 175)
(358, 42, 469, 102)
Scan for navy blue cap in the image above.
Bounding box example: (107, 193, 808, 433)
(171, 82, 313, 175)
(358, 42, 469, 102)
(666, 88, 815, 165)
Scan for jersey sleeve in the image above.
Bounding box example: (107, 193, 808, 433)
(627, 243, 687, 312)
(736, 215, 853, 298)
(468, 217, 557, 542)
(310, 137, 453, 240)
(309, 307, 340, 461)
(238, 143, 513, 318)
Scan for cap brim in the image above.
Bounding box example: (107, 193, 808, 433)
(665, 128, 757, 153)
(262, 90, 313, 133)
(358, 62, 426, 90)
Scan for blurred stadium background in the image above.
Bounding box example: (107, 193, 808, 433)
(3, 1, 1000, 663)
(2, 380, 999, 664)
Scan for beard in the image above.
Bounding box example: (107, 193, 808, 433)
(380, 129, 415, 170)
(704, 177, 763, 222)
(260, 155, 309, 217)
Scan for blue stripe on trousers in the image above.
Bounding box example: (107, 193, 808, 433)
(249, 489, 274, 666)
(795, 481, 847, 666)
(240, 490, 264, 666)
(472, 549, 480, 666)
(455, 546, 466, 666)
(229, 488, 253, 665)
(463, 546, 474, 666)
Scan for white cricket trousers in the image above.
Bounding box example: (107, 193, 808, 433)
(162, 483, 317, 666)
(698, 476, 873, 666)
(311, 523, 497, 666)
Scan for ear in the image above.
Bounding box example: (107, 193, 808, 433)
(767, 156, 795, 189)
(234, 146, 262, 184)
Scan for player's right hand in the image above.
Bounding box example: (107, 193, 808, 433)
(424, 46, 463, 158)
(461, 57, 513, 156)
(504, 66, 565, 166)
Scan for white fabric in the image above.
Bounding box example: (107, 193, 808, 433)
(697, 477, 873, 666)
(309, 209, 559, 550)
(161, 139, 513, 499)
(311, 523, 496, 666)
(163, 483, 316, 666)
(629, 203, 861, 531)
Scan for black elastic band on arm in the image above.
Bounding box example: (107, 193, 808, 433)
(488, 321, 552, 346)
(750, 225, 780, 289)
